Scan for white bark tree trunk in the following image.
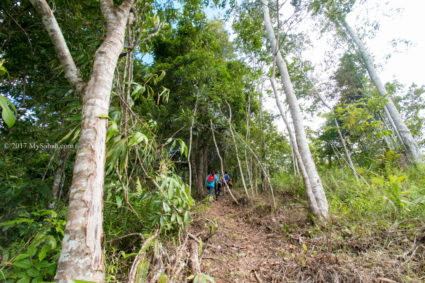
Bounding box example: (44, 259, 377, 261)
(210, 120, 240, 204)
(30, 0, 134, 281)
(263, 1, 329, 219)
(227, 106, 251, 200)
(334, 118, 358, 180)
(341, 19, 422, 164)
(270, 77, 319, 216)
(300, 66, 359, 179)
(232, 129, 276, 207)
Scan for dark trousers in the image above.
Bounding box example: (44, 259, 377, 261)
(215, 183, 221, 200)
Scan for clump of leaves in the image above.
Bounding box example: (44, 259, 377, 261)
(0, 210, 65, 282)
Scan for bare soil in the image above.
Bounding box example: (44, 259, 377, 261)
(188, 192, 424, 283)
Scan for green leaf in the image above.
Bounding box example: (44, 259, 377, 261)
(168, 184, 174, 199)
(131, 83, 146, 99)
(38, 245, 50, 261)
(59, 125, 80, 144)
(31, 277, 43, 283)
(184, 210, 190, 223)
(158, 273, 168, 283)
(157, 70, 166, 81)
(16, 276, 31, 283)
(73, 280, 96, 283)
(13, 259, 32, 269)
(27, 247, 37, 257)
(96, 113, 111, 119)
(34, 261, 51, 269)
(128, 132, 148, 147)
(116, 195, 123, 208)
(0, 94, 16, 127)
(26, 268, 40, 277)
(14, 254, 30, 261)
(176, 214, 183, 226)
(44, 235, 57, 250)
(0, 60, 9, 77)
(162, 202, 170, 213)
(107, 121, 119, 142)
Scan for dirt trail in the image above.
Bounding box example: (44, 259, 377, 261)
(190, 194, 291, 282)
(187, 192, 422, 283)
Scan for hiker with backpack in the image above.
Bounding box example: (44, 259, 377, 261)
(206, 171, 218, 202)
(215, 173, 224, 201)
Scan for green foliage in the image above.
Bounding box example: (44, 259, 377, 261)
(321, 164, 425, 224)
(389, 82, 425, 146)
(187, 273, 216, 283)
(0, 210, 65, 282)
(135, 173, 194, 234)
(0, 94, 17, 128)
(0, 61, 17, 128)
(334, 96, 388, 135)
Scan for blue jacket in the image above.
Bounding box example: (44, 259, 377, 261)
(206, 174, 217, 188)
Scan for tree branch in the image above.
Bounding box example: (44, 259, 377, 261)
(29, 0, 85, 94)
(100, 0, 115, 19)
(119, 0, 135, 12)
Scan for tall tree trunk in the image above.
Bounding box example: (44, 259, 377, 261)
(30, 0, 134, 281)
(384, 105, 405, 150)
(210, 120, 239, 204)
(300, 68, 359, 179)
(245, 91, 254, 195)
(258, 82, 266, 193)
(334, 118, 358, 180)
(188, 95, 198, 194)
(191, 144, 199, 196)
(263, 1, 329, 219)
(270, 77, 319, 216)
(49, 148, 71, 209)
(378, 111, 397, 149)
(226, 101, 251, 200)
(192, 140, 208, 198)
(232, 129, 276, 207)
(341, 19, 421, 164)
(229, 122, 251, 200)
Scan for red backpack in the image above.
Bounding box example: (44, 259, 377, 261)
(207, 174, 215, 184)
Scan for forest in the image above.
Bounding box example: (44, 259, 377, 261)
(1, 0, 424, 282)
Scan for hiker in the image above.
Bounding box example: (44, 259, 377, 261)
(228, 178, 233, 188)
(215, 173, 224, 201)
(224, 171, 229, 184)
(206, 171, 217, 202)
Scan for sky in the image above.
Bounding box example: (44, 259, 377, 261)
(302, 0, 425, 131)
(358, 0, 425, 87)
(206, 0, 425, 132)
(181, 1, 425, 134)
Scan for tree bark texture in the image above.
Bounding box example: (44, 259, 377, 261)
(192, 140, 208, 198)
(263, 1, 329, 219)
(187, 96, 198, 194)
(49, 148, 71, 209)
(341, 19, 421, 164)
(31, 0, 134, 281)
(29, 0, 85, 93)
(270, 77, 319, 216)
